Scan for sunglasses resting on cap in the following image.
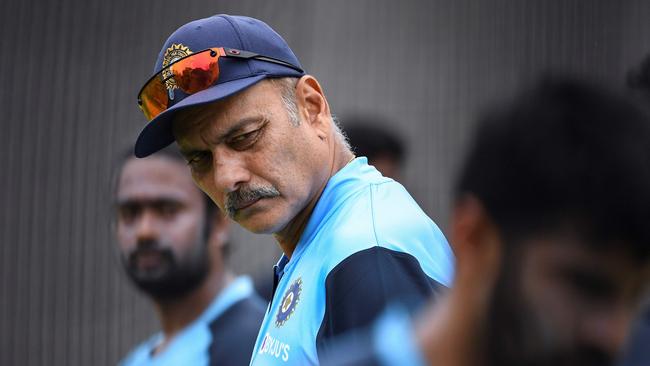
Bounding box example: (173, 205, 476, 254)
(137, 47, 304, 122)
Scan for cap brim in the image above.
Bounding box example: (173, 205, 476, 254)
(134, 74, 268, 158)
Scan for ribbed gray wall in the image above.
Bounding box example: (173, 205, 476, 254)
(1, 1, 648, 365)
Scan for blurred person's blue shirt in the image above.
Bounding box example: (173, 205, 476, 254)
(120, 276, 264, 366)
(620, 305, 650, 366)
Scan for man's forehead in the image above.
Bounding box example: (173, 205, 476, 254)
(173, 80, 280, 145)
(118, 157, 199, 200)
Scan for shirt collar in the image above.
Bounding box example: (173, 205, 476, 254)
(141, 276, 255, 360)
(198, 275, 255, 323)
(276, 157, 381, 272)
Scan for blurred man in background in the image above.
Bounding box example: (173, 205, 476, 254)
(323, 79, 650, 366)
(133, 14, 453, 365)
(115, 147, 266, 366)
(344, 117, 406, 181)
(414, 78, 650, 366)
(619, 54, 650, 366)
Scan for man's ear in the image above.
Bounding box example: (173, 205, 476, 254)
(294, 75, 331, 140)
(450, 194, 502, 280)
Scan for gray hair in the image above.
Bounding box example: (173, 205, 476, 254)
(269, 77, 351, 150)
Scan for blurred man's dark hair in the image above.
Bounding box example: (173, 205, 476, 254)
(457, 78, 650, 259)
(344, 116, 406, 179)
(627, 53, 650, 101)
(345, 119, 406, 163)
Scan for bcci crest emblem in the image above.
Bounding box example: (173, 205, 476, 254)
(275, 277, 302, 327)
(162, 43, 193, 100)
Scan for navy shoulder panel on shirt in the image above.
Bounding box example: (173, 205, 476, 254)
(316, 246, 444, 356)
(208, 294, 267, 366)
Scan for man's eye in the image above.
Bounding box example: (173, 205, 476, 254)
(229, 129, 261, 150)
(118, 204, 140, 222)
(187, 152, 211, 172)
(157, 202, 180, 218)
(562, 269, 616, 303)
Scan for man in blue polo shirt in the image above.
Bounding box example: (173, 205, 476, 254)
(132, 14, 454, 365)
(115, 147, 266, 365)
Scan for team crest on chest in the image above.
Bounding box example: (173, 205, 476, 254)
(275, 277, 302, 327)
(161, 43, 193, 100)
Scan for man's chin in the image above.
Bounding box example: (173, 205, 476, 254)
(131, 267, 169, 282)
(238, 219, 285, 235)
(234, 210, 288, 234)
(129, 269, 208, 301)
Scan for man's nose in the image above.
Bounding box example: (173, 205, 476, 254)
(134, 210, 159, 242)
(213, 149, 251, 193)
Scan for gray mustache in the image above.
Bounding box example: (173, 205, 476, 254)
(225, 184, 280, 218)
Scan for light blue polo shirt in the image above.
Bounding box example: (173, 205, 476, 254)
(249, 158, 454, 365)
(121, 276, 262, 366)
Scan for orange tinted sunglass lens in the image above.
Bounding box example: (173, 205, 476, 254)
(140, 78, 168, 121)
(171, 49, 221, 94)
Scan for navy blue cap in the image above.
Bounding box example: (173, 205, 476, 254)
(134, 14, 305, 158)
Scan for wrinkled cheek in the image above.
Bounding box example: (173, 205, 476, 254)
(264, 198, 292, 226)
(196, 185, 225, 213)
(192, 175, 219, 202)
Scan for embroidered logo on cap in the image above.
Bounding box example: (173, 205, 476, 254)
(162, 43, 193, 100)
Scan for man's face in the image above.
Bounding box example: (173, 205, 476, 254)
(484, 234, 649, 366)
(116, 156, 209, 300)
(173, 80, 329, 234)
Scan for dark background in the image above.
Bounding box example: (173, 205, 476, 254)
(1, 1, 650, 365)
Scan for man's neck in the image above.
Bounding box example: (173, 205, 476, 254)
(153, 270, 235, 353)
(274, 146, 355, 258)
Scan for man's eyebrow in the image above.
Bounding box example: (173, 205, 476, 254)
(115, 198, 144, 206)
(209, 116, 266, 145)
(114, 198, 139, 209)
(179, 116, 265, 157)
(179, 147, 200, 160)
(115, 197, 183, 207)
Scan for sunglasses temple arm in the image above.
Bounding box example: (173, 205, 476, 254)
(256, 56, 304, 73)
(232, 49, 303, 73)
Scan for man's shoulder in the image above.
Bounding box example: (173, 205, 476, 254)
(209, 292, 266, 332)
(327, 179, 436, 245)
(314, 243, 447, 354)
(366, 180, 437, 239)
(119, 334, 160, 366)
(208, 293, 267, 366)
(313, 179, 452, 284)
